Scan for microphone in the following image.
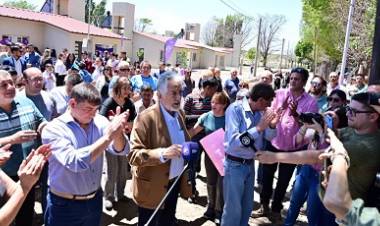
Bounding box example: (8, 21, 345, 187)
(181, 142, 199, 161)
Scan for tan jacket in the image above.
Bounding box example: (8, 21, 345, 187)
(128, 104, 192, 209)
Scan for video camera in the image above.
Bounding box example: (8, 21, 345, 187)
(298, 112, 334, 129)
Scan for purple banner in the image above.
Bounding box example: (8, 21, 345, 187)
(164, 37, 177, 61)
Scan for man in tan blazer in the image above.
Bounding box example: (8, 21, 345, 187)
(129, 72, 192, 226)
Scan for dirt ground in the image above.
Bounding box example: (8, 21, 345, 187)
(32, 67, 309, 226)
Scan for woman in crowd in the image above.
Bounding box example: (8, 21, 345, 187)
(324, 89, 348, 129)
(40, 48, 53, 72)
(183, 68, 195, 97)
(64, 53, 76, 70)
(96, 65, 113, 102)
(100, 77, 136, 211)
(189, 91, 230, 224)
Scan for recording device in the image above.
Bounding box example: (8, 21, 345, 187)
(181, 142, 199, 161)
(299, 112, 325, 126)
(239, 131, 258, 152)
(325, 115, 334, 129)
(181, 142, 200, 201)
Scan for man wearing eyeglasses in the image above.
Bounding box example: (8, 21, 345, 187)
(0, 70, 47, 226)
(309, 75, 328, 111)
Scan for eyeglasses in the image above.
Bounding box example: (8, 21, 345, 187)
(28, 77, 44, 82)
(327, 97, 341, 103)
(311, 81, 322, 87)
(346, 106, 375, 117)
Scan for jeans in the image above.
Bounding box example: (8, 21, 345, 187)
(284, 165, 337, 226)
(221, 158, 255, 226)
(44, 189, 103, 226)
(260, 144, 297, 213)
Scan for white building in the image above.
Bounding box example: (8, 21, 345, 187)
(0, 0, 240, 69)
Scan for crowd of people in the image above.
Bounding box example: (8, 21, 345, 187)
(0, 41, 379, 226)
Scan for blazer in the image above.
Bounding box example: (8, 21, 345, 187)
(2, 56, 27, 72)
(128, 104, 192, 209)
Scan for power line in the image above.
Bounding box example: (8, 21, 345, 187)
(224, 0, 252, 18)
(218, 0, 253, 19)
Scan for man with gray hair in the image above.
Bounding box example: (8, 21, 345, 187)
(129, 71, 192, 226)
(224, 68, 240, 102)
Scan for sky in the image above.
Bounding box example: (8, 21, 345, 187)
(1, 0, 302, 50)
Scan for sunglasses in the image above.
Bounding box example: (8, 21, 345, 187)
(119, 68, 130, 72)
(327, 97, 341, 103)
(346, 106, 375, 117)
(311, 81, 322, 87)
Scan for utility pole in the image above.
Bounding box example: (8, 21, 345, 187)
(339, 0, 356, 86)
(279, 38, 285, 70)
(369, 0, 380, 85)
(253, 18, 262, 77)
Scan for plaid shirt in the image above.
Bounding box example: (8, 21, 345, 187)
(0, 96, 45, 176)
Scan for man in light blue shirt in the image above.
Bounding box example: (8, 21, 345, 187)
(222, 83, 279, 226)
(41, 83, 130, 226)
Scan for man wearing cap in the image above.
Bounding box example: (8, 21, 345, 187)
(2, 45, 27, 77)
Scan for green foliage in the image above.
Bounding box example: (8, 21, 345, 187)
(295, 40, 313, 63)
(301, 0, 376, 69)
(3, 0, 36, 10)
(85, 0, 107, 26)
(246, 48, 256, 61)
(176, 51, 188, 68)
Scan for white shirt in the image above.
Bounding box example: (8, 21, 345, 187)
(54, 59, 67, 75)
(14, 57, 22, 76)
(159, 104, 185, 179)
(42, 71, 56, 92)
(135, 99, 155, 114)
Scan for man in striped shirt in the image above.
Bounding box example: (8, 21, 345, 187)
(0, 70, 47, 226)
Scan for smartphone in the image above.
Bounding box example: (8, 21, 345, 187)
(325, 115, 334, 129)
(319, 147, 333, 200)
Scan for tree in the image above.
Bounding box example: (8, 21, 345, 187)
(245, 48, 256, 62)
(202, 17, 224, 47)
(3, 0, 36, 10)
(301, 0, 376, 72)
(295, 40, 313, 64)
(202, 14, 254, 50)
(85, 0, 96, 24)
(257, 14, 286, 67)
(92, 0, 107, 27)
(135, 18, 153, 32)
(223, 14, 255, 50)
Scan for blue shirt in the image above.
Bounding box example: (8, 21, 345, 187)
(159, 104, 186, 179)
(197, 111, 225, 135)
(25, 51, 41, 67)
(41, 112, 129, 195)
(19, 90, 56, 121)
(50, 86, 70, 116)
(130, 74, 158, 93)
(224, 98, 276, 159)
(224, 78, 240, 101)
(0, 96, 45, 176)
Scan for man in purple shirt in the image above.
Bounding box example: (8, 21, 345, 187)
(41, 83, 130, 226)
(253, 67, 318, 223)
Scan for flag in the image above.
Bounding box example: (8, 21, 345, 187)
(164, 29, 184, 62)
